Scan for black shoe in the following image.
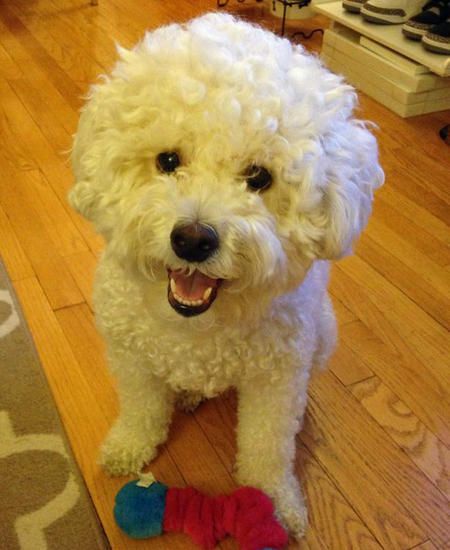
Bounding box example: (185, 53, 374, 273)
(402, 0, 449, 39)
(422, 16, 450, 52)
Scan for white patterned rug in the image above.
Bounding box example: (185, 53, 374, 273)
(0, 260, 109, 550)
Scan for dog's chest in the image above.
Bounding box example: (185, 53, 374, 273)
(103, 310, 303, 396)
(144, 330, 244, 395)
(140, 325, 299, 396)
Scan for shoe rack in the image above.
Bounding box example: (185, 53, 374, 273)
(312, 1, 450, 117)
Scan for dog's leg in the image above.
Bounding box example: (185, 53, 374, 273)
(100, 361, 174, 476)
(312, 293, 337, 371)
(235, 369, 309, 539)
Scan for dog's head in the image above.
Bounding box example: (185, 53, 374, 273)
(70, 13, 383, 324)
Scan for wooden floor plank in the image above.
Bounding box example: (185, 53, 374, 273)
(64, 249, 99, 311)
(350, 376, 449, 499)
(388, 146, 450, 204)
(0, 76, 103, 255)
(0, 2, 83, 111)
(46, 1, 118, 72)
(364, 217, 449, 299)
(0, 78, 38, 172)
(296, 442, 383, 550)
(0, 204, 34, 281)
(2, 168, 87, 257)
(357, 232, 450, 330)
(57, 0, 143, 49)
(340, 320, 449, 446)
(0, 39, 22, 79)
(329, 291, 359, 327)
(387, 166, 450, 226)
(8, 77, 75, 152)
(192, 393, 238, 476)
(8, 0, 106, 87)
(328, 341, 374, 386)
(0, 75, 74, 174)
(55, 304, 115, 419)
(333, 258, 449, 385)
(410, 541, 439, 550)
(304, 371, 449, 549)
(0, 16, 79, 131)
(378, 186, 450, 248)
(371, 195, 450, 266)
(0, 170, 84, 309)
(358, 94, 449, 163)
(166, 409, 237, 496)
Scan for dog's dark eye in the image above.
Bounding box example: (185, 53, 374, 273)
(244, 165, 272, 192)
(157, 152, 181, 173)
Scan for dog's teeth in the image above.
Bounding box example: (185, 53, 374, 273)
(170, 278, 177, 294)
(173, 292, 183, 303)
(174, 293, 199, 307)
(203, 287, 212, 301)
(172, 292, 206, 308)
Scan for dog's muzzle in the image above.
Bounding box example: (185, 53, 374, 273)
(168, 222, 221, 317)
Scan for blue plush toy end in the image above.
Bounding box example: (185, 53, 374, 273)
(114, 480, 168, 539)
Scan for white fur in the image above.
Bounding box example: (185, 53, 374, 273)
(69, 13, 383, 539)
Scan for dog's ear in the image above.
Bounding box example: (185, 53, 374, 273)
(317, 120, 384, 259)
(69, 99, 121, 240)
(68, 178, 99, 221)
(69, 44, 136, 233)
(69, 96, 103, 221)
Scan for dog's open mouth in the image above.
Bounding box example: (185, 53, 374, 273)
(167, 269, 222, 317)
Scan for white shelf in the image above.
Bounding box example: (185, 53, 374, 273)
(312, 1, 450, 77)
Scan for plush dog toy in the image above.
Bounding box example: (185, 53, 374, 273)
(69, 12, 383, 539)
(114, 474, 288, 549)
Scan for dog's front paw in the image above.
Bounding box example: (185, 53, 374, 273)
(99, 424, 158, 476)
(236, 469, 307, 540)
(276, 498, 308, 540)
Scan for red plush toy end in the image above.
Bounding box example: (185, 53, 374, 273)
(163, 486, 288, 550)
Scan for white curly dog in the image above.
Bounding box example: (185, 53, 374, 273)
(69, 13, 383, 538)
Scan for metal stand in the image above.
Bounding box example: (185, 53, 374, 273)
(273, 0, 323, 38)
(217, 0, 323, 38)
(217, 0, 264, 7)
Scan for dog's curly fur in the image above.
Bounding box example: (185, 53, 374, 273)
(69, 13, 383, 538)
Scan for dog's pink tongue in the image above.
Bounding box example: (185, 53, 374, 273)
(171, 270, 218, 301)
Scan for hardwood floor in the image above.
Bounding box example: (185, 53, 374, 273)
(0, 0, 448, 548)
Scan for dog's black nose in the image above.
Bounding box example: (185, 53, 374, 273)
(170, 222, 219, 262)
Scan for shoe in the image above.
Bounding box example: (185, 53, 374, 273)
(439, 124, 449, 143)
(422, 17, 450, 52)
(403, 0, 450, 39)
(361, 0, 427, 24)
(343, 0, 367, 13)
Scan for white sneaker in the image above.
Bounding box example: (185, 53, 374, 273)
(361, 0, 428, 23)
